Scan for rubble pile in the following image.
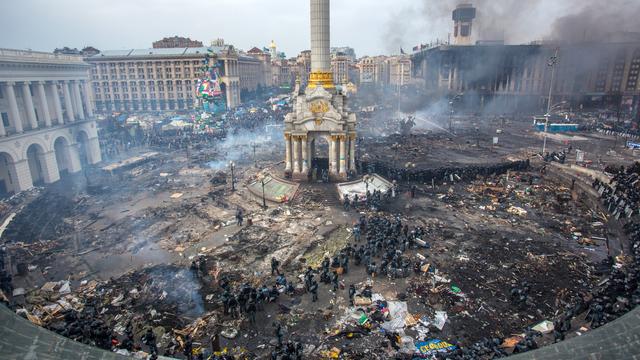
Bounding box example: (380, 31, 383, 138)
(3, 192, 82, 243)
(3, 111, 640, 359)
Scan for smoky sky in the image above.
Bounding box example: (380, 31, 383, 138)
(1, 0, 639, 58)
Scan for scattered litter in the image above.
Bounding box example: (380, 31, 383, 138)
(532, 320, 554, 334)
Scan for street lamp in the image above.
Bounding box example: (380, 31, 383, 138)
(261, 178, 267, 208)
(542, 48, 559, 155)
(449, 101, 454, 133)
(449, 93, 462, 133)
(251, 142, 258, 168)
(228, 160, 235, 191)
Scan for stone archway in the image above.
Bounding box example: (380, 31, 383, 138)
(309, 133, 330, 180)
(26, 143, 46, 185)
(0, 152, 19, 196)
(53, 136, 72, 176)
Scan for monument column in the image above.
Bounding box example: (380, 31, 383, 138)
(292, 135, 300, 174)
(301, 135, 308, 173)
(284, 134, 292, 172)
(339, 135, 347, 175)
(349, 134, 356, 171)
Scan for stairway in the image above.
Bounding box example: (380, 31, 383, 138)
(300, 182, 341, 207)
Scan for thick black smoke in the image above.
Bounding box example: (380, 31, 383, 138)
(383, 0, 640, 50)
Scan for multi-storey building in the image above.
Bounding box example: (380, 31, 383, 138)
(411, 39, 640, 113)
(86, 46, 242, 112)
(0, 48, 101, 195)
(331, 47, 356, 62)
(296, 50, 312, 86)
(237, 53, 266, 93)
(272, 59, 294, 89)
(386, 55, 412, 87)
(246, 47, 273, 88)
(357, 56, 388, 86)
(152, 36, 203, 49)
(331, 53, 350, 84)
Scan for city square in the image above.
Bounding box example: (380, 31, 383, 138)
(1, 0, 640, 359)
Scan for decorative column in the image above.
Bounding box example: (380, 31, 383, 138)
(66, 144, 83, 173)
(284, 134, 292, 172)
(49, 82, 64, 125)
(21, 82, 38, 130)
(35, 82, 52, 127)
(301, 135, 308, 173)
(62, 82, 76, 122)
(12, 159, 34, 192)
(0, 113, 4, 136)
(292, 135, 300, 174)
(73, 82, 85, 120)
(349, 134, 356, 171)
(87, 136, 102, 164)
(82, 81, 94, 117)
(329, 135, 337, 175)
(339, 135, 347, 175)
(37, 151, 61, 184)
(4, 82, 23, 133)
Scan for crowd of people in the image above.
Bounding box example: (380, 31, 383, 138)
(97, 104, 286, 161)
(359, 159, 530, 184)
(69, 213, 430, 358)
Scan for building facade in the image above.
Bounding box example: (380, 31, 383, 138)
(152, 36, 203, 49)
(411, 39, 640, 113)
(357, 56, 388, 86)
(272, 59, 294, 88)
(238, 53, 267, 92)
(331, 54, 350, 84)
(296, 50, 312, 86)
(245, 47, 273, 88)
(331, 47, 356, 62)
(86, 46, 242, 112)
(0, 48, 101, 195)
(386, 55, 412, 87)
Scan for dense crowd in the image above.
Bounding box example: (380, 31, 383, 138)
(359, 159, 530, 184)
(98, 105, 286, 160)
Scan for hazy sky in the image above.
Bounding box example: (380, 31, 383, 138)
(1, 0, 637, 57)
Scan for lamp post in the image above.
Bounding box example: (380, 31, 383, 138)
(449, 93, 462, 133)
(228, 160, 235, 191)
(449, 101, 454, 133)
(251, 142, 258, 167)
(261, 178, 267, 208)
(542, 48, 559, 155)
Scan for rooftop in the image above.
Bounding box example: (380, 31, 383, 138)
(0, 48, 88, 66)
(88, 46, 228, 59)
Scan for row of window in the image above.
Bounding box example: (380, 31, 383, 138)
(95, 93, 194, 100)
(94, 86, 193, 93)
(97, 60, 202, 68)
(93, 67, 200, 75)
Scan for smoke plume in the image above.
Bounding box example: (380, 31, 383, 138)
(383, 0, 640, 50)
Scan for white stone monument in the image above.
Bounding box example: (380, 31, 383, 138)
(283, 0, 357, 182)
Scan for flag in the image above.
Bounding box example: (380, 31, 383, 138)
(400, 48, 406, 55)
